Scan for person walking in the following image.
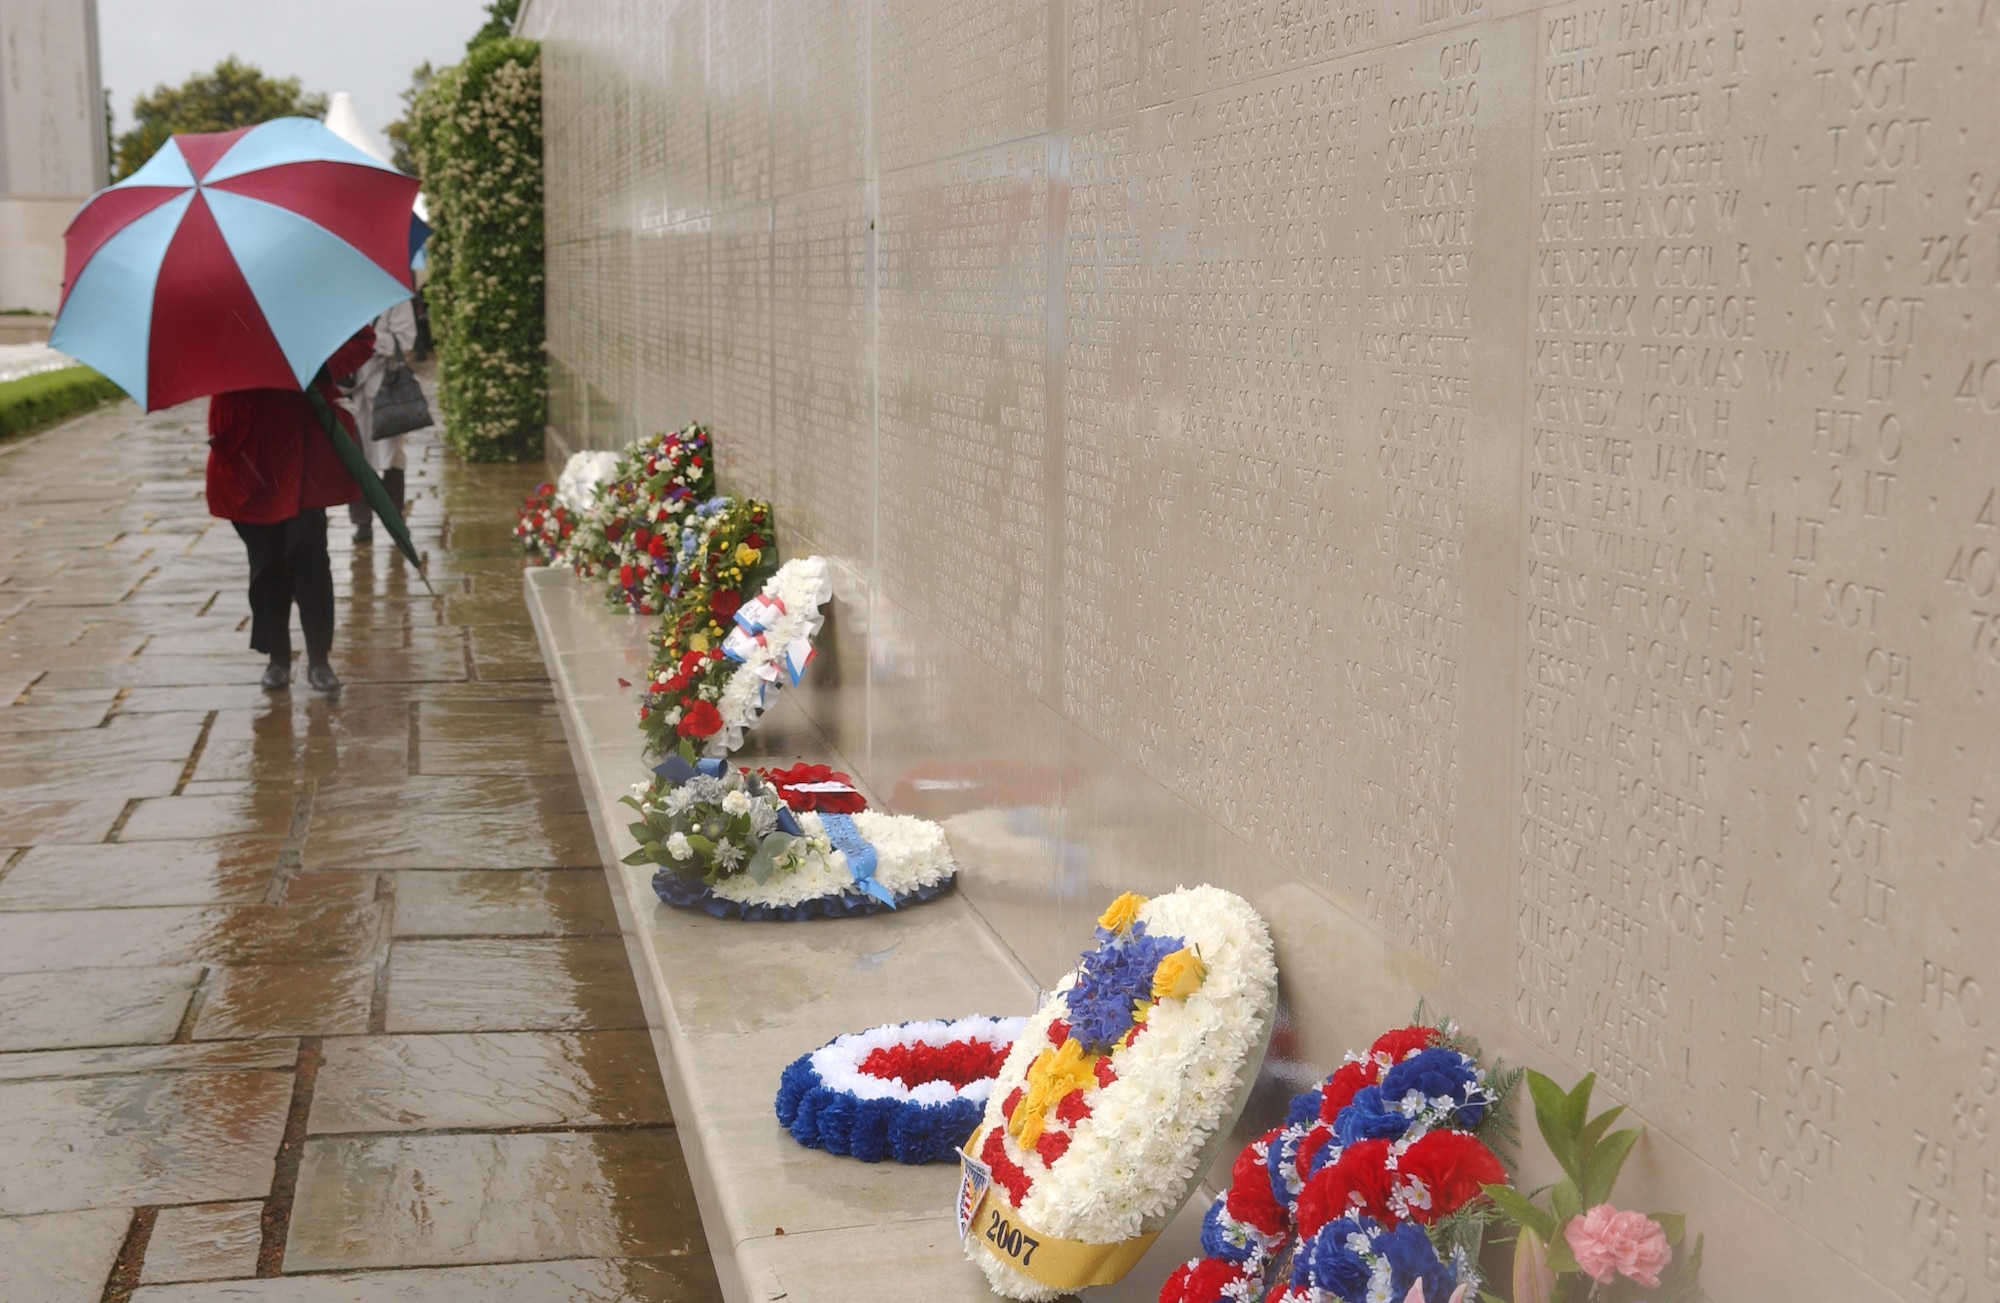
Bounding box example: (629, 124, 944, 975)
(207, 328, 377, 693)
(346, 299, 420, 545)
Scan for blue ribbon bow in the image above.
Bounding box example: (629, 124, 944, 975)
(654, 754, 728, 785)
(818, 812, 898, 908)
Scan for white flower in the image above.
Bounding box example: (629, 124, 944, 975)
(666, 832, 692, 861)
(722, 790, 751, 816)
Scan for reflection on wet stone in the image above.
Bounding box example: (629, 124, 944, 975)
(130, 1256, 721, 1302)
(193, 961, 377, 1040)
(284, 1130, 704, 1271)
(309, 1032, 670, 1133)
(0, 1070, 291, 1214)
(0, 841, 279, 910)
(386, 939, 647, 1032)
(141, 1201, 265, 1284)
(390, 870, 619, 937)
(0, 966, 200, 1051)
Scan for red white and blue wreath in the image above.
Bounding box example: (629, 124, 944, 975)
(623, 755, 956, 920)
(775, 1015, 1028, 1164)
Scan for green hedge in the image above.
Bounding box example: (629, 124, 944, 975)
(409, 37, 545, 462)
(0, 366, 125, 441)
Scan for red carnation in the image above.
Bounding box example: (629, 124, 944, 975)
(1002, 1087, 1023, 1118)
(1034, 1130, 1072, 1166)
(1394, 1130, 1507, 1224)
(1369, 1026, 1441, 1064)
(634, 527, 651, 548)
(678, 650, 707, 676)
(677, 701, 723, 739)
(1296, 1138, 1396, 1235)
(1222, 1132, 1288, 1236)
(1319, 1061, 1376, 1121)
(1093, 1057, 1117, 1088)
(1046, 1018, 1070, 1044)
(618, 564, 635, 588)
(745, 532, 765, 549)
(711, 588, 743, 622)
(1054, 1090, 1092, 1127)
(648, 535, 669, 558)
(1162, 1258, 1250, 1303)
(604, 522, 623, 542)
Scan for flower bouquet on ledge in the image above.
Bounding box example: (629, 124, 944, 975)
(511, 480, 568, 565)
(568, 422, 715, 614)
(1481, 1072, 1705, 1303)
(960, 888, 1277, 1300)
(637, 496, 779, 757)
(1161, 1013, 1516, 1303)
(640, 555, 833, 759)
(621, 755, 956, 920)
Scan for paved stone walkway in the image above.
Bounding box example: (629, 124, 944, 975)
(0, 398, 722, 1301)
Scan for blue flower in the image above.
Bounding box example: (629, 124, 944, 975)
(1331, 1084, 1410, 1146)
(1063, 921, 1184, 1053)
(1300, 1217, 1373, 1300)
(1380, 1048, 1481, 1118)
(1286, 1085, 1326, 1127)
(1375, 1221, 1456, 1302)
(1200, 1200, 1256, 1264)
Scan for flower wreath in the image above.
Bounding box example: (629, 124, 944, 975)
(512, 480, 568, 565)
(623, 757, 956, 920)
(960, 888, 1277, 1300)
(775, 1015, 1028, 1164)
(569, 423, 715, 614)
(645, 556, 833, 759)
(638, 496, 778, 758)
(1159, 1023, 1511, 1303)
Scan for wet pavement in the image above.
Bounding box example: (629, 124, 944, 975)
(0, 399, 721, 1301)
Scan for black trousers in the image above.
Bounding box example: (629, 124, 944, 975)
(232, 509, 333, 663)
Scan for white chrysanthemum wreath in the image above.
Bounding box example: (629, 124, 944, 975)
(959, 886, 1277, 1299)
(713, 555, 834, 753)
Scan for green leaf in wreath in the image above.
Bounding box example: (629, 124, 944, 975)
(747, 832, 797, 883)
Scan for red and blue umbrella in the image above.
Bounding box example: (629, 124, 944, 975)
(50, 116, 418, 412)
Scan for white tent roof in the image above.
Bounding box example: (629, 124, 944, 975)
(323, 92, 391, 164)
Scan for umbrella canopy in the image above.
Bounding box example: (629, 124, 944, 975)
(51, 117, 418, 412)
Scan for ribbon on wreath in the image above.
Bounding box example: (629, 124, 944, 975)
(653, 754, 728, 785)
(957, 1142, 1159, 1291)
(817, 811, 898, 908)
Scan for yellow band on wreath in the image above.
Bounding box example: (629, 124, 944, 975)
(964, 1182, 1159, 1291)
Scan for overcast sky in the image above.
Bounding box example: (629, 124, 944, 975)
(98, 0, 496, 147)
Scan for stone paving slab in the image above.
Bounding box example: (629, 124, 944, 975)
(0, 402, 718, 1298)
(284, 1130, 705, 1271)
(307, 1031, 671, 1134)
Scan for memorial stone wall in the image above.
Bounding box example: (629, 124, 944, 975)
(519, 1, 2000, 1295)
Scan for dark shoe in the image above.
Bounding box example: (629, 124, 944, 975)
(306, 661, 341, 693)
(261, 659, 291, 691)
(351, 520, 373, 545)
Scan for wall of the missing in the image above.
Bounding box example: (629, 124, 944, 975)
(522, 2, 1998, 1295)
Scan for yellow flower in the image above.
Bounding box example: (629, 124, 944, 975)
(1007, 1037, 1098, 1150)
(1097, 892, 1146, 934)
(735, 543, 762, 567)
(691, 632, 710, 652)
(1151, 947, 1207, 1002)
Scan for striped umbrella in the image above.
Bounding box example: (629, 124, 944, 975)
(51, 117, 426, 576)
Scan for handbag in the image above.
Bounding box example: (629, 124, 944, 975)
(370, 341, 433, 440)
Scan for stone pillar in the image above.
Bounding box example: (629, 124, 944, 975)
(0, 0, 104, 313)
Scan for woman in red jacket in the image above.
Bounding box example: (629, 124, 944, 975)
(207, 328, 375, 693)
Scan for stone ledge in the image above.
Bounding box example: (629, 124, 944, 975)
(526, 567, 1212, 1301)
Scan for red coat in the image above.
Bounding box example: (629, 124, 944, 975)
(205, 329, 376, 524)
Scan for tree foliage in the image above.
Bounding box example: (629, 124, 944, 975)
(114, 57, 326, 180)
(382, 62, 434, 176)
(469, 0, 524, 51)
(408, 37, 544, 461)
